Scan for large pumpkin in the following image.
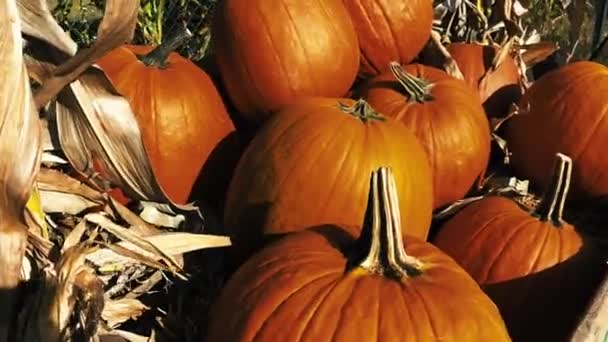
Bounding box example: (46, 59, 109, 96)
(211, 0, 360, 123)
(360, 62, 491, 209)
(96, 30, 238, 206)
(446, 43, 521, 118)
(434, 154, 606, 341)
(505, 61, 608, 202)
(224, 98, 433, 260)
(342, 0, 433, 78)
(208, 168, 510, 342)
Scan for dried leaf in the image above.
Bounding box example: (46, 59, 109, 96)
(479, 37, 517, 94)
(566, 0, 587, 45)
(0, 0, 42, 338)
(86, 232, 231, 271)
(102, 298, 149, 329)
(518, 42, 559, 66)
(37, 168, 105, 202)
(17, 0, 77, 56)
(430, 30, 464, 80)
(85, 213, 184, 275)
(19, 245, 105, 341)
(99, 329, 150, 342)
(25, 184, 47, 238)
(139, 202, 185, 229)
(33, 0, 139, 108)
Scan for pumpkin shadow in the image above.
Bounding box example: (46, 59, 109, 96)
(482, 237, 607, 342)
(483, 84, 522, 119)
(188, 131, 245, 218)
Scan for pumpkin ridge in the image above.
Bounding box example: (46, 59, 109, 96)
(316, 116, 360, 221)
(523, 220, 554, 275)
(571, 97, 608, 163)
(281, 1, 316, 91)
(325, 276, 365, 341)
(298, 275, 358, 341)
(352, 0, 382, 74)
(408, 282, 440, 340)
(375, 0, 400, 67)
(294, 274, 350, 342)
(459, 209, 517, 267)
(255, 4, 295, 99)
(252, 271, 341, 341)
(480, 218, 531, 283)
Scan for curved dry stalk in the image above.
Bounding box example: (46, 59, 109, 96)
(0, 0, 42, 339)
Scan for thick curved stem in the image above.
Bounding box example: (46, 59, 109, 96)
(338, 99, 385, 123)
(138, 25, 193, 68)
(532, 153, 573, 227)
(389, 62, 435, 103)
(352, 167, 423, 279)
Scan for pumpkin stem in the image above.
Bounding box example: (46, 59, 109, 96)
(138, 25, 193, 68)
(389, 62, 435, 103)
(338, 99, 385, 122)
(532, 153, 573, 226)
(352, 167, 423, 279)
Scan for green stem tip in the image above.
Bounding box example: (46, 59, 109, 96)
(138, 24, 193, 68)
(389, 61, 435, 103)
(338, 99, 386, 123)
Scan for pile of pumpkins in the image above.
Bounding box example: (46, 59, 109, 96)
(94, 0, 608, 340)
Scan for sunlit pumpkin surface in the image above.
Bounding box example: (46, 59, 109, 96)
(506, 61, 608, 201)
(97, 45, 237, 204)
(211, 0, 360, 122)
(343, 0, 433, 77)
(224, 98, 434, 251)
(362, 64, 491, 209)
(206, 227, 510, 342)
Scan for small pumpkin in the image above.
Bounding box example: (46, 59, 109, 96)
(446, 43, 521, 118)
(211, 0, 360, 124)
(224, 98, 433, 261)
(208, 167, 511, 342)
(434, 153, 606, 342)
(360, 62, 491, 209)
(96, 28, 238, 206)
(504, 61, 608, 202)
(342, 0, 433, 78)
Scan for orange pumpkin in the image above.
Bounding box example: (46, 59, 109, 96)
(360, 62, 491, 209)
(434, 153, 606, 341)
(208, 168, 510, 342)
(505, 61, 608, 202)
(211, 0, 360, 124)
(343, 0, 434, 78)
(224, 98, 433, 261)
(96, 30, 238, 206)
(447, 43, 522, 118)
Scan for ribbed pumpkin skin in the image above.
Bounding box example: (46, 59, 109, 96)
(224, 98, 433, 246)
(343, 0, 433, 78)
(434, 196, 605, 342)
(447, 43, 521, 118)
(97, 46, 237, 204)
(211, 0, 360, 123)
(361, 64, 491, 209)
(505, 61, 608, 201)
(206, 228, 511, 342)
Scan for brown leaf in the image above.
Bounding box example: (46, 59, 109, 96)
(429, 30, 464, 80)
(0, 0, 42, 339)
(17, 0, 77, 56)
(479, 37, 517, 93)
(518, 41, 559, 66)
(102, 298, 149, 329)
(18, 245, 105, 341)
(32, 0, 139, 110)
